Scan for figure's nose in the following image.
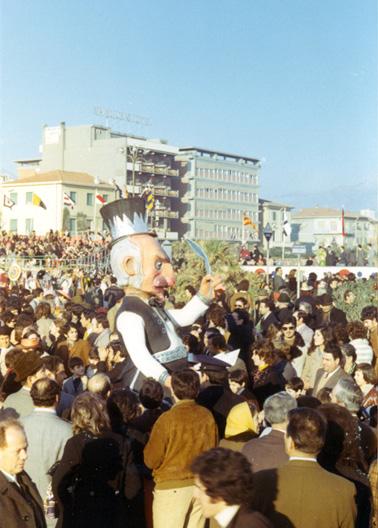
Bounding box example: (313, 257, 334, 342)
(163, 264, 176, 287)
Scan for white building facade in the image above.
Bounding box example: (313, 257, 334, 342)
(0, 171, 116, 235)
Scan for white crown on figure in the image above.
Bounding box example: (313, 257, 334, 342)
(100, 197, 155, 243)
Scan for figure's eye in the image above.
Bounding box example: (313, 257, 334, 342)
(155, 260, 163, 271)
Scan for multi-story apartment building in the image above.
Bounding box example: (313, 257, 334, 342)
(2, 123, 261, 240)
(176, 147, 260, 241)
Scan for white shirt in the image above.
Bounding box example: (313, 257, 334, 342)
(117, 295, 208, 384)
(215, 505, 240, 528)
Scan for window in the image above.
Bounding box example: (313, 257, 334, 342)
(26, 192, 33, 204)
(69, 218, 76, 234)
(86, 193, 93, 206)
(9, 192, 17, 205)
(272, 211, 277, 221)
(69, 191, 77, 203)
(25, 219, 34, 233)
(9, 219, 18, 232)
(103, 194, 108, 202)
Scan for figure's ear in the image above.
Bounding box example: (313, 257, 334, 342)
(123, 256, 136, 276)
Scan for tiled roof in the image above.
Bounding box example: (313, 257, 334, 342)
(292, 208, 355, 218)
(3, 170, 113, 187)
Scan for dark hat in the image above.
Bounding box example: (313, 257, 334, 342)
(277, 292, 291, 303)
(14, 351, 44, 382)
(319, 293, 333, 306)
(100, 197, 156, 245)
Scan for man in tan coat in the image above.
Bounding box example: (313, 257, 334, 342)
(144, 369, 218, 528)
(252, 407, 356, 528)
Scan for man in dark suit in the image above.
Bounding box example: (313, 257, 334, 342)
(252, 408, 356, 528)
(317, 293, 347, 327)
(192, 448, 272, 528)
(256, 298, 279, 337)
(0, 418, 46, 528)
(242, 392, 297, 472)
(312, 343, 351, 398)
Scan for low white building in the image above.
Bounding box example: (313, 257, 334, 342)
(259, 199, 294, 251)
(291, 207, 378, 250)
(0, 170, 116, 235)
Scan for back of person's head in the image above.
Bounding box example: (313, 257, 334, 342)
(94, 314, 109, 329)
(34, 302, 52, 320)
(263, 391, 297, 425)
(68, 356, 84, 372)
(183, 334, 200, 354)
(333, 323, 349, 346)
(285, 377, 304, 393)
(340, 343, 356, 363)
(201, 366, 229, 387)
(209, 334, 227, 352)
(87, 373, 111, 399)
(139, 378, 164, 409)
(347, 321, 367, 340)
(171, 369, 200, 400)
(30, 378, 60, 407)
(191, 448, 254, 506)
(361, 305, 378, 321)
(356, 363, 377, 385)
(72, 392, 110, 436)
(332, 378, 363, 413)
(237, 279, 249, 291)
(318, 403, 367, 471)
(4, 348, 23, 369)
(286, 407, 326, 455)
(232, 309, 249, 325)
(225, 402, 258, 438)
(229, 369, 248, 385)
(296, 395, 321, 408)
(316, 388, 332, 404)
(107, 389, 140, 432)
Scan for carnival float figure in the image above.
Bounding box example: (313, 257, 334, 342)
(100, 197, 220, 390)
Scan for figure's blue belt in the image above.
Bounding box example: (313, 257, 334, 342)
(153, 346, 187, 364)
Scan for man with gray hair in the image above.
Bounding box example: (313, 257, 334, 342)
(331, 377, 363, 414)
(332, 378, 377, 465)
(242, 392, 297, 472)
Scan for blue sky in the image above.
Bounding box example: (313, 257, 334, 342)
(1, 0, 377, 211)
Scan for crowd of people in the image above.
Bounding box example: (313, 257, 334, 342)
(0, 231, 109, 263)
(239, 242, 376, 267)
(0, 263, 377, 528)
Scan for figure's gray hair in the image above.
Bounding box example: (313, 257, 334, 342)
(110, 237, 143, 288)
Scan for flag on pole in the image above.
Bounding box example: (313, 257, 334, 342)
(3, 195, 15, 209)
(111, 179, 124, 199)
(32, 193, 47, 209)
(341, 208, 346, 237)
(283, 213, 291, 237)
(63, 192, 75, 209)
(96, 193, 107, 204)
(145, 190, 155, 211)
(243, 214, 257, 230)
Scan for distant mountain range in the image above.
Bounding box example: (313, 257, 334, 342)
(269, 179, 377, 214)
